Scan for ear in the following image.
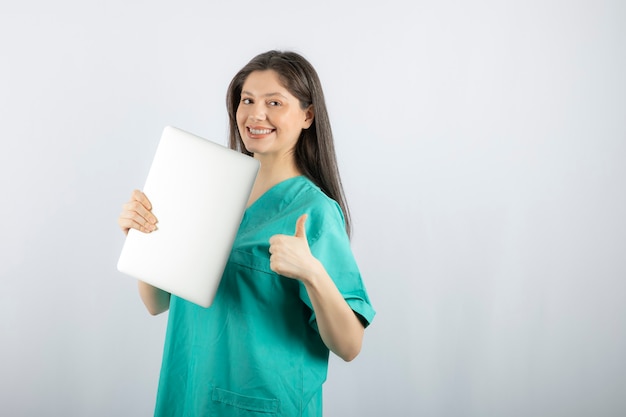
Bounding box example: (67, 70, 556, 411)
(303, 105, 315, 129)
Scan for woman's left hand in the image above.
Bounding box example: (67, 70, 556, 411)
(269, 214, 321, 282)
(270, 213, 365, 361)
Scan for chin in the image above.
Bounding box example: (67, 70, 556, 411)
(241, 140, 269, 155)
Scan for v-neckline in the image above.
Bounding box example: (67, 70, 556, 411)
(245, 175, 305, 212)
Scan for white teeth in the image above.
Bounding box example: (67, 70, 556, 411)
(249, 128, 272, 135)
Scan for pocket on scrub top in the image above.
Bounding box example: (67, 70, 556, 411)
(211, 387, 279, 415)
(229, 249, 274, 275)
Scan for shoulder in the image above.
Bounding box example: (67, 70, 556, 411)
(289, 177, 347, 244)
(293, 177, 343, 214)
(291, 177, 344, 222)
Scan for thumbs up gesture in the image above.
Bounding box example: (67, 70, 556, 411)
(269, 214, 321, 282)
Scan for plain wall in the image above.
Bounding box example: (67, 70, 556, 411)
(1, 1, 625, 416)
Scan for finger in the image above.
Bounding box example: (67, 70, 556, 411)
(132, 189, 153, 211)
(269, 234, 288, 247)
(119, 209, 157, 232)
(294, 214, 308, 239)
(123, 199, 158, 225)
(131, 189, 158, 222)
(118, 216, 154, 234)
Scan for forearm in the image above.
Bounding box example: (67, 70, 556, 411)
(267, 215, 365, 360)
(138, 281, 171, 315)
(302, 260, 364, 362)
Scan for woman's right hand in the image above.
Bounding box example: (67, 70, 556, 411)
(118, 190, 158, 235)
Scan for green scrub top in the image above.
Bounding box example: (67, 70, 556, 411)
(154, 176, 375, 417)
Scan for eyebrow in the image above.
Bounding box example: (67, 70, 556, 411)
(241, 90, 289, 99)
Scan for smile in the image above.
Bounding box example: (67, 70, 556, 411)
(248, 127, 274, 135)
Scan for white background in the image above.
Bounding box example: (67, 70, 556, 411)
(1, 1, 625, 416)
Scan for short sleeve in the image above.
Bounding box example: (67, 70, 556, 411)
(297, 203, 376, 331)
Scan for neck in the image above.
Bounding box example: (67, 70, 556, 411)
(247, 153, 301, 207)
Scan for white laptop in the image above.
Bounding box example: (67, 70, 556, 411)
(117, 126, 260, 308)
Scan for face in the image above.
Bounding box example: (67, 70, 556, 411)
(236, 70, 314, 162)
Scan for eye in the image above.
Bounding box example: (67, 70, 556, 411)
(268, 100, 281, 107)
(241, 98, 252, 104)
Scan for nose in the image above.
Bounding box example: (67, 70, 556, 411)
(248, 102, 266, 121)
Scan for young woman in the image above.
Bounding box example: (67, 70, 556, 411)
(118, 50, 375, 417)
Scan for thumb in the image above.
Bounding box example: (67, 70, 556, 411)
(294, 214, 308, 239)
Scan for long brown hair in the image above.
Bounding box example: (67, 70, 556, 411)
(226, 50, 352, 236)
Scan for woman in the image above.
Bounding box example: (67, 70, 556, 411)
(118, 50, 375, 416)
